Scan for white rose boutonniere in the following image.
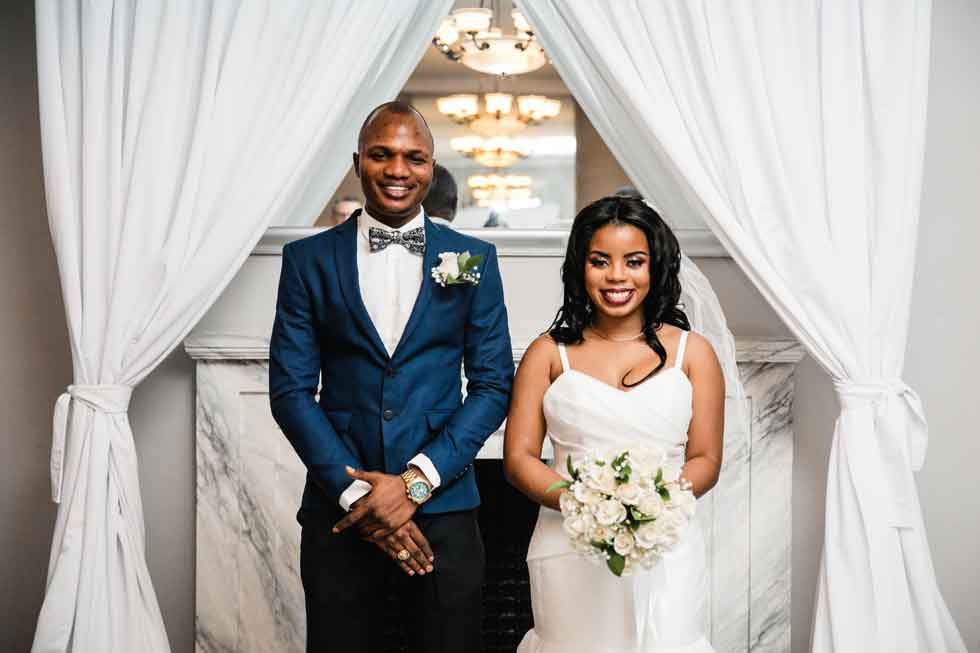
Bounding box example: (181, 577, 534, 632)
(431, 251, 483, 287)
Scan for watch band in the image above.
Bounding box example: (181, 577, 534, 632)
(402, 467, 432, 504)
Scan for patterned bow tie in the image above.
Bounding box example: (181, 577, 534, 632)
(368, 226, 426, 255)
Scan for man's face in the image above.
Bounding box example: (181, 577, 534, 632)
(354, 112, 434, 225)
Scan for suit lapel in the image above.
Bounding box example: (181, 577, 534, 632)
(333, 210, 390, 361)
(392, 216, 445, 359)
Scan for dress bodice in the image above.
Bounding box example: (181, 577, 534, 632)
(542, 331, 694, 473)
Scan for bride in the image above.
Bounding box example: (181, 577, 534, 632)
(504, 196, 724, 652)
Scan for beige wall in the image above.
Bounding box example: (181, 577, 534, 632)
(575, 100, 631, 212)
(0, 1, 70, 649)
(2, 2, 977, 652)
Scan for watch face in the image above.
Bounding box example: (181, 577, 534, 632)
(408, 481, 431, 503)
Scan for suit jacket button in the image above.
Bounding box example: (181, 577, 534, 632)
(383, 409, 394, 421)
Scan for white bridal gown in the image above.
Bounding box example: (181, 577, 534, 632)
(519, 331, 714, 653)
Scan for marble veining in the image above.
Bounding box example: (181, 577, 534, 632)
(189, 339, 803, 653)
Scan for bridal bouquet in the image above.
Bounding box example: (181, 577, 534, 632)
(548, 447, 696, 577)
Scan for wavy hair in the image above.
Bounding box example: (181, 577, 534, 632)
(548, 196, 690, 386)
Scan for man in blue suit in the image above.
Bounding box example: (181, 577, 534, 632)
(270, 101, 513, 652)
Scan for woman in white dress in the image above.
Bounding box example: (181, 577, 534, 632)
(504, 196, 725, 652)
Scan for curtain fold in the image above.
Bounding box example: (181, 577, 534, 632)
(518, 0, 965, 651)
(32, 1, 452, 650)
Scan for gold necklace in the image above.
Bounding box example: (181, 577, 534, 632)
(590, 327, 645, 342)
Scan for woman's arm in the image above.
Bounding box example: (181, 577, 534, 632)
(681, 333, 725, 497)
(503, 335, 566, 511)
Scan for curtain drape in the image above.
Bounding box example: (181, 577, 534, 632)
(518, 1, 965, 651)
(31, 1, 451, 650)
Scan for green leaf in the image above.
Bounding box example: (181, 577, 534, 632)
(566, 455, 580, 481)
(658, 486, 671, 501)
(629, 506, 657, 523)
(655, 468, 663, 484)
(606, 553, 626, 577)
(464, 254, 484, 271)
(617, 463, 632, 483)
(457, 251, 471, 268)
(612, 451, 629, 470)
(546, 480, 572, 493)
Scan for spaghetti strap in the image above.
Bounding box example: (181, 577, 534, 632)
(674, 331, 690, 369)
(557, 343, 571, 372)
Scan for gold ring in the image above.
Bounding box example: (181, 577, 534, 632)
(397, 549, 411, 561)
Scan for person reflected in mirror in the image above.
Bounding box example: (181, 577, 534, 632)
(422, 163, 458, 227)
(319, 195, 363, 228)
(482, 208, 510, 229)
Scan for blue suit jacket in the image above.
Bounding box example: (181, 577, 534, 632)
(269, 211, 514, 519)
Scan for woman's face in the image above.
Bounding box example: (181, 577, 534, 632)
(584, 222, 651, 320)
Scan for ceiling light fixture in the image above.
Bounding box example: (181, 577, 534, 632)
(437, 92, 561, 137)
(432, 5, 546, 77)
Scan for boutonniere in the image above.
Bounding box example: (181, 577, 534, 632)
(431, 251, 484, 287)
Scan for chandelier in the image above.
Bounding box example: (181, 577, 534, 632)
(451, 135, 529, 168)
(433, 6, 546, 77)
(468, 174, 540, 209)
(437, 92, 561, 137)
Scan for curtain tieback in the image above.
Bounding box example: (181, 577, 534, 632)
(833, 378, 927, 528)
(51, 384, 133, 503)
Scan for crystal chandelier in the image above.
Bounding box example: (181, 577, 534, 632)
(451, 135, 529, 168)
(468, 173, 540, 209)
(437, 92, 561, 137)
(433, 5, 546, 77)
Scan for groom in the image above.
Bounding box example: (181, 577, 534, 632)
(269, 101, 513, 652)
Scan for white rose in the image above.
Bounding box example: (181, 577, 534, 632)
(588, 524, 612, 544)
(573, 482, 602, 506)
(594, 499, 628, 526)
(660, 466, 681, 484)
(436, 252, 460, 279)
(655, 509, 686, 540)
(613, 531, 635, 556)
(636, 493, 664, 519)
(630, 448, 666, 477)
(559, 490, 580, 515)
(633, 523, 660, 550)
(562, 513, 595, 538)
(615, 482, 641, 505)
(585, 464, 618, 495)
(671, 489, 697, 518)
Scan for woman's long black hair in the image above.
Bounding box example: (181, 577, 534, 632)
(548, 196, 690, 386)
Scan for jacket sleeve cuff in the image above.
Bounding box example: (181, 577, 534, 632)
(338, 479, 372, 512)
(408, 453, 442, 489)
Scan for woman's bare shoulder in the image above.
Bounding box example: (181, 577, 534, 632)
(521, 333, 561, 367)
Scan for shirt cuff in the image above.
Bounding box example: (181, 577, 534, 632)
(408, 454, 441, 489)
(338, 479, 372, 512)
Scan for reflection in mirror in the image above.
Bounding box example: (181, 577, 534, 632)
(415, 94, 575, 229)
(314, 4, 640, 232)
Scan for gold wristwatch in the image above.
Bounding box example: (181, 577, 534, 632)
(401, 467, 433, 505)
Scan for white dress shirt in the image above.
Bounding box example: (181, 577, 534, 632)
(338, 208, 442, 511)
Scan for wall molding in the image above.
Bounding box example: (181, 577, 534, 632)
(257, 225, 729, 258)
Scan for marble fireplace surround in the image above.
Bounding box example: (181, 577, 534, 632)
(186, 334, 803, 653)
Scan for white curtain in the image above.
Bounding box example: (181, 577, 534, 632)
(32, 1, 451, 651)
(519, 1, 965, 651)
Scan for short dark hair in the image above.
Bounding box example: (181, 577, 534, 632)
(423, 164, 458, 221)
(357, 101, 433, 151)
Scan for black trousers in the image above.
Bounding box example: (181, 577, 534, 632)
(301, 507, 485, 653)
